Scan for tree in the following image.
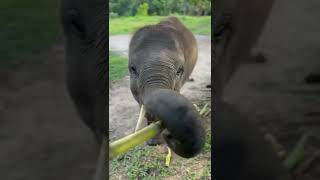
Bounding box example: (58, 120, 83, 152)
(109, 0, 211, 16)
(136, 3, 149, 16)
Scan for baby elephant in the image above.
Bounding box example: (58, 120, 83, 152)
(129, 17, 205, 158)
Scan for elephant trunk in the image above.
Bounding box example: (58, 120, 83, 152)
(139, 61, 176, 102)
(142, 89, 205, 158)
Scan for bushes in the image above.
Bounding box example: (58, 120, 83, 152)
(109, 0, 211, 17)
(136, 3, 149, 16)
(110, 12, 119, 18)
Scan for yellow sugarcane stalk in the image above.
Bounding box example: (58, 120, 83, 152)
(165, 147, 172, 167)
(109, 121, 164, 159)
(283, 134, 308, 170)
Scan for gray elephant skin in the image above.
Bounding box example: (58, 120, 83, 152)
(59, 0, 107, 179)
(213, 0, 275, 98)
(129, 17, 205, 158)
(60, 0, 107, 143)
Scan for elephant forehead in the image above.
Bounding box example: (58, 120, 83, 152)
(130, 48, 184, 66)
(129, 33, 183, 59)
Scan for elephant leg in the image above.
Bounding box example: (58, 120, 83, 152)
(304, 72, 320, 84)
(66, 76, 101, 143)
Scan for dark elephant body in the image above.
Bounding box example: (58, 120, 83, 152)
(213, 0, 292, 179)
(60, 0, 107, 143)
(60, 0, 107, 179)
(129, 17, 205, 158)
(214, 101, 291, 180)
(213, 0, 275, 98)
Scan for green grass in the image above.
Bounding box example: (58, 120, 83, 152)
(110, 131, 211, 180)
(109, 16, 211, 36)
(109, 53, 128, 81)
(0, 0, 60, 67)
(110, 145, 171, 179)
(109, 104, 212, 180)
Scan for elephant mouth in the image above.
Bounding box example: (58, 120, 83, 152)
(145, 111, 157, 125)
(134, 88, 175, 132)
(134, 89, 205, 158)
(133, 105, 163, 146)
(135, 89, 178, 130)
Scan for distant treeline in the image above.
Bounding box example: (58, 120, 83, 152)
(109, 0, 211, 17)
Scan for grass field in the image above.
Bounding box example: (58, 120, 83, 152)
(109, 53, 128, 81)
(0, 0, 60, 67)
(109, 106, 212, 180)
(109, 15, 211, 81)
(109, 16, 211, 36)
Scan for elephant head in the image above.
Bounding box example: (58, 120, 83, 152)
(128, 17, 205, 158)
(60, 0, 108, 179)
(60, 0, 107, 142)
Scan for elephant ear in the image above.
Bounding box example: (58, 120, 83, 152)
(143, 89, 205, 158)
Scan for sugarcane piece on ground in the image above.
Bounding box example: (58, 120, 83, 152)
(264, 133, 287, 158)
(283, 134, 309, 170)
(199, 103, 209, 116)
(165, 147, 172, 167)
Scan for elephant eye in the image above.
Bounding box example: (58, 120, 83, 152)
(213, 13, 233, 43)
(130, 65, 138, 76)
(68, 9, 87, 39)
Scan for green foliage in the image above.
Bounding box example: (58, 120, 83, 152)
(204, 133, 211, 152)
(110, 145, 171, 179)
(136, 3, 149, 16)
(202, 163, 211, 178)
(109, 0, 211, 17)
(109, 53, 128, 81)
(109, 16, 211, 36)
(0, 0, 59, 66)
(110, 142, 211, 179)
(110, 12, 119, 18)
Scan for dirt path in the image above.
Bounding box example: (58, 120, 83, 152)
(0, 43, 98, 180)
(109, 35, 211, 141)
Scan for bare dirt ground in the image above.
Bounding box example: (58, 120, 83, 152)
(223, 0, 320, 179)
(108, 35, 212, 141)
(0, 42, 98, 180)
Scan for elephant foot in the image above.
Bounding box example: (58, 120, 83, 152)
(144, 112, 162, 146)
(304, 73, 320, 84)
(244, 53, 267, 64)
(146, 137, 162, 146)
(188, 77, 194, 82)
(253, 53, 267, 63)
